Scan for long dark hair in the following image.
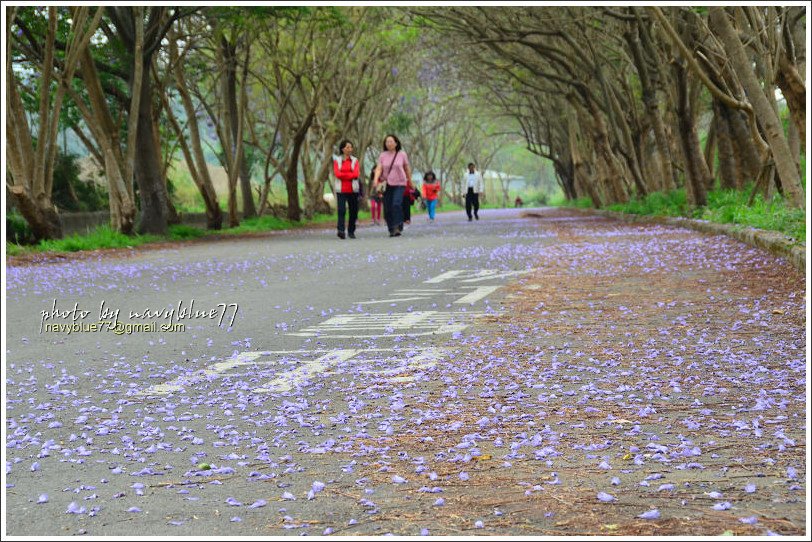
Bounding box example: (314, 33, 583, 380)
(382, 134, 402, 152)
(424, 171, 437, 182)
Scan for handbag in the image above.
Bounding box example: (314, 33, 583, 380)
(376, 150, 398, 194)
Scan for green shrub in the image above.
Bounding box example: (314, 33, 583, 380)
(608, 189, 689, 217)
(168, 224, 207, 240)
(6, 212, 35, 244)
(52, 152, 108, 211)
(6, 242, 23, 257)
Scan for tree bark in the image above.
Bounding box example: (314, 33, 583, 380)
(132, 57, 171, 234)
(702, 114, 717, 190)
(775, 52, 806, 145)
(221, 35, 257, 220)
(584, 98, 626, 204)
(567, 111, 601, 207)
(284, 109, 315, 221)
(6, 6, 102, 240)
(709, 7, 805, 208)
(673, 59, 709, 207)
(71, 47, 136, 234)
(725, 108, 761, 188)
(713, 101, 739, 190)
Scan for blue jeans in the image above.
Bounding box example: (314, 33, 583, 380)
(426, 199, 437, 219)
(383, 185, 405, 233)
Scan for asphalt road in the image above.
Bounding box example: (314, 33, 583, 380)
(5, 207, 556, 536)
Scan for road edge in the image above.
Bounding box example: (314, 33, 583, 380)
(568, 207, 806, 272)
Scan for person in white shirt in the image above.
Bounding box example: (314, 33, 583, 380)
(465, 162, 484, 221)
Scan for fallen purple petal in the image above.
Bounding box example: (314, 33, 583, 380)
(638, 509, 660, 519)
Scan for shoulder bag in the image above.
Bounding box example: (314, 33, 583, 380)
(377, 150, 398, 195)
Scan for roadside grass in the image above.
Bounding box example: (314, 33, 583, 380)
(700, 189, 806, 243)
(34, 226, 162, 253)
(6, 211, 341, 258)
(555, 187, 805, 244)
(549, 193, 593, 208)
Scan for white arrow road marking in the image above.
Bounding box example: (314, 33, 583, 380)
(140, 348, 449, 396)
(142, 351, 263, 395)
(255, 349, 360, 393)
(453, 286, 500, 304)
(285, 311, 486, 338)
(424, 269, 536, 284)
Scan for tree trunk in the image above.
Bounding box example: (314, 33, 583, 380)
(6, 6, 102, 240)
(702, 114, 717, 190)
(8, 186, 62, 241)
(567, 113, 601, 207)
(222, 36, 257, 219)
(163, 93, 223, 230)
(710, 7, 805, 208)
(133, 58, 171, 235)
(638, 16, 679, 191)
(168, 35, 223, 230)
(725, 108, 761, 188)
(584, 99, 626, 204)
(673, 60, 709, 207)
(787, 118, 801, 176)
(305, 136, 336, 217)
(6, 47, 62, 240)
(713, 101, 739, 190)
(555, 160, 577, 201)
(775, 47, 806, 145)
(152, 104, 180, 225)
(284, 110, 315, 221)
(70, 47, 136, 234)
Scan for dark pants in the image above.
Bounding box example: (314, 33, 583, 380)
(383, 185, 406, 233)
(337, 192, 358, 234)
(466, 187, 480, 219)
(402, 191, 412, 222)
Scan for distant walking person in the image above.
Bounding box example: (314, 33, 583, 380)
(465, 162, 484, 221)
(373, 134, 412, 237)
(333, 139, 360, 239)
(368, 168, 383, 226)
(422, 171, 441, 222)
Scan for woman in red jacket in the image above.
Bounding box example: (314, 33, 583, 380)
(333, 139, 361, 239)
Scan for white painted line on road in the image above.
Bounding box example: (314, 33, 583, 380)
(143, 351, 263, 395)
(285, 311, 486, 338)
(453, 286, 500, 304)
(255, 349, 359, 393)
(425, 269, 536, 284)
(358, 296, 441, 305)
(140, 348, 449, 396)
(359, 285, 501, 305)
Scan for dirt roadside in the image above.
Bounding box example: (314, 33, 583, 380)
(342, 208, 806, 536)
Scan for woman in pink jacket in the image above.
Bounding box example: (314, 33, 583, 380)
(333, 139, 361, 239)
(372, 134, 412, 237)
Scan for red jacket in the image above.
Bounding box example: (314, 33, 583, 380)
(422, 181, 440, 201)
(333, 155, 360, 194)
